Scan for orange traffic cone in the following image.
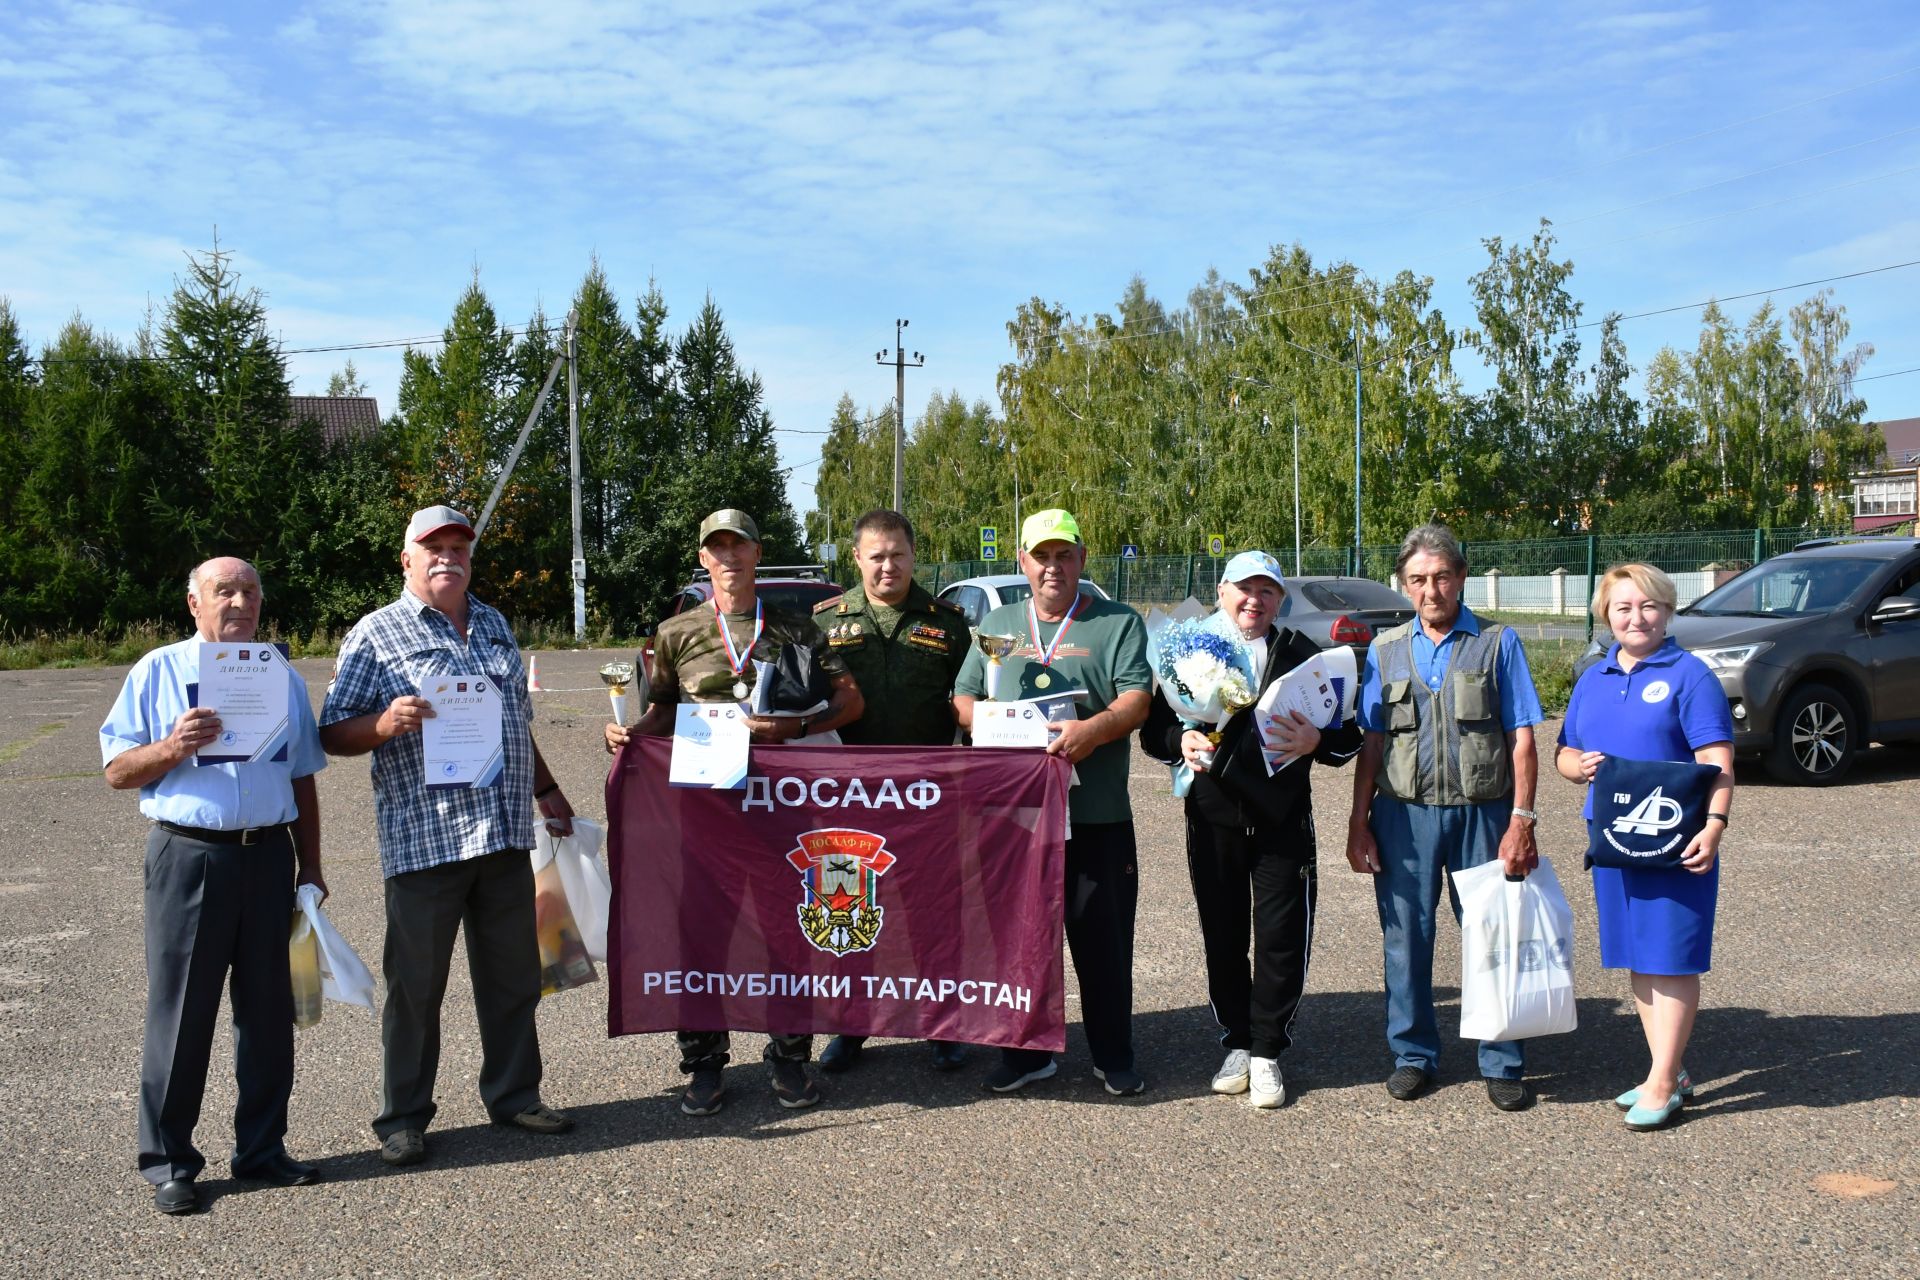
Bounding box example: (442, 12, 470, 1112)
(527, 653, 544, 691)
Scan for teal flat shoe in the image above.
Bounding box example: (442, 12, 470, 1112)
(1613, 1070, 1694, 1111)
(1624, 1090, 1685, 1130)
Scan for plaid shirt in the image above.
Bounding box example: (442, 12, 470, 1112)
(321, 588, 535, 877)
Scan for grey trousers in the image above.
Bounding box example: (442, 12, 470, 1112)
(375, 847, 543, 1137)
(139, 826, 296, 1184)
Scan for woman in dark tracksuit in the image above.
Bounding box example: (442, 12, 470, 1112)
(1142, 552, 1362, 1108)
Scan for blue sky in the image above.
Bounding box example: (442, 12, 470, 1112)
(3, 1, 1916, 521)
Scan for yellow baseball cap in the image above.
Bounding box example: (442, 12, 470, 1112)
(1020, 508, 1082, 551)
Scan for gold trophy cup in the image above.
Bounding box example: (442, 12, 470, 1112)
(976, 633, 1021, 701)
(1196, 683, 1256, 771)
(599, 661, 637, 724)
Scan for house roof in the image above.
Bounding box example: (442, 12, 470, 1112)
(290, 395, 380, 448)
(1873, 416, 1920, 467)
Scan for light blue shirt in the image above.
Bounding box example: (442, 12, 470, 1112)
(100, 637, 327, 828)
(1358, 605, 1544, 734)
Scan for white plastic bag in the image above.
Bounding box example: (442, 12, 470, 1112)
(1455, 855, 1577, 1042)
(295, 883, 376, 1010)
(533, 817, 611, 962)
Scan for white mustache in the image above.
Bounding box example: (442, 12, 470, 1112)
(428, 565, 467, 579)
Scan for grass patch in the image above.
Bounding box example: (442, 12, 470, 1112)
(1520, 637, 1589, 718)
(0, 723, 64, 766)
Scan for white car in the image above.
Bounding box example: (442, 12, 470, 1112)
(936, 574, 1113, 631)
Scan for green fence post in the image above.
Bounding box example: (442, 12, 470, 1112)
(1585, 533, 1598, 644)
(1752, 527, 1764, 567)
(1185, 555, 1197, 599)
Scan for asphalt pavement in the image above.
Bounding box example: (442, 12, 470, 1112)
(0, 647, 1914, 1277)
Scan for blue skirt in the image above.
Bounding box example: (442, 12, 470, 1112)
(1591, 856, 1719, 976)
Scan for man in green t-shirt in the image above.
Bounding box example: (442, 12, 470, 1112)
(605, 508, 864, 1117)
(953, 508, 1153, 1095)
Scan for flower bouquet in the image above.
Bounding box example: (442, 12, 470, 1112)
(1144, 605, 1259, 795)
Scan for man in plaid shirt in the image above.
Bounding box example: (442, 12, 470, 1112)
(320, 504, 577, 1168)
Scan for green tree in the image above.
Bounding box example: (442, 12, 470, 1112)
(325, 359, 368, 397)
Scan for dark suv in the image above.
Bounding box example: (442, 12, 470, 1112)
(640, 565, 845, 687)
(661, 564, 844, 620)
(1660, 537, 1920, 784)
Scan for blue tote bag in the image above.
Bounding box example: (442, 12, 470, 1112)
(1588, 756, 1722, 870)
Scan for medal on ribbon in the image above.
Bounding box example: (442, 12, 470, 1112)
(1026, 593, 1084, 689)
(714, 600, 763, 700)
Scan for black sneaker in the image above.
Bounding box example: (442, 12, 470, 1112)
(1093, 1066, 1147, 1096)
(1385, 1065, 1432, 1101)
(982, 1058, 1057, 1093)
(769, 1058, 822, 1109)
(681, 1068, 725, 1116)
(1485, 1077, 1535, 1112)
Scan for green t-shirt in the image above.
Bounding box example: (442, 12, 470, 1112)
(954, 594, 1151, 824)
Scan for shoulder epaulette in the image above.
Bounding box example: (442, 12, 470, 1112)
(812, 595, 841, 614)
(929, 597, 966, 618)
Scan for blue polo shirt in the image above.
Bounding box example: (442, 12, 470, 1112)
(1558, 637, 1732, 818)
(1357, 605, 1543, 734)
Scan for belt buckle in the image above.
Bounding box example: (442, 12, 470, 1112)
(240, 827, 260, 847)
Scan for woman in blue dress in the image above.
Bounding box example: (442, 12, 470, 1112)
(1556, 564, 1734, 1131)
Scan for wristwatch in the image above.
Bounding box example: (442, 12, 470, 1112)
(797, 717, 811, 739)
(1510, 806, 1538, 823)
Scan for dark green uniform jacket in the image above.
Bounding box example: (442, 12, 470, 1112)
(816, 582, 972, 746)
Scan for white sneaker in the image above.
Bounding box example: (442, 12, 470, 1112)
(1249, 1056, 1284, 1109)
(1211, 1049, 1251, 1094)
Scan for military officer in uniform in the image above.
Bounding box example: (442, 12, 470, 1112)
(815, 508, 975, 1073)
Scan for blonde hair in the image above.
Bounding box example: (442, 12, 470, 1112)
(1591, 563, 1677, 624)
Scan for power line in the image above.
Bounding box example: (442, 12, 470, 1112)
(1571, 258, 1920, 329)
(1856, 363, 1920, 384)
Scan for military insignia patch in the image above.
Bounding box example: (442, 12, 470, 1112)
(788, 828, 895, 955)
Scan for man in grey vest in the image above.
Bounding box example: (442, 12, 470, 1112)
(1345, 524, 1545, 1112)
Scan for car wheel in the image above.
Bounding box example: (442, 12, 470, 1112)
(1764, 682, 1858, 785)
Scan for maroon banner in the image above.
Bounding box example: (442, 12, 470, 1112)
(606, 739, 1071, 1050)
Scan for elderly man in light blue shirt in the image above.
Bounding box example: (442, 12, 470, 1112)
(100, 556, 327, 1216)
(1345, 525, 1545, 1113)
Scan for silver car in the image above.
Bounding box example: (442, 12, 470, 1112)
(936, 574, 1113, 630)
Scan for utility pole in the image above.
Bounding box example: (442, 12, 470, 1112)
(1352, 305, 1364, 576)
(875, 319, 924, 512)
(566, 307, 585, 642)
(1291, 403, 1302, 577)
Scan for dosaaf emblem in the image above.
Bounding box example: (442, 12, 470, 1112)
(787, 828, 895, 955)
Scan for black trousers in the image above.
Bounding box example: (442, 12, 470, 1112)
(1186, 811, 1318, 1060)
(676, 1030, 812, 1073)
(1002, 821, 1139, 1075)
(376, 848, 544, 1137)
(139, 826, 296, 1184)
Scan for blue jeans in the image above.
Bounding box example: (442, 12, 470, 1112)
(1370, 795, 1525, 1080)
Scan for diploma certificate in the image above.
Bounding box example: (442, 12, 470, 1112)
(195, 641, 292, 764)
(670, 703, 751, 789)
(422, 676, 505, 789)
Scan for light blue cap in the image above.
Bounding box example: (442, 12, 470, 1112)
(1221, 550, 1285, 587)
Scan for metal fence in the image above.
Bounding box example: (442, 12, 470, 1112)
(894, 525, 1871, 629)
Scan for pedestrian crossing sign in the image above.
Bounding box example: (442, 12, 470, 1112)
(1121, 544, 1139, 560)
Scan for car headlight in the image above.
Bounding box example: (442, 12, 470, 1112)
(1695, 642, 1772, 670)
